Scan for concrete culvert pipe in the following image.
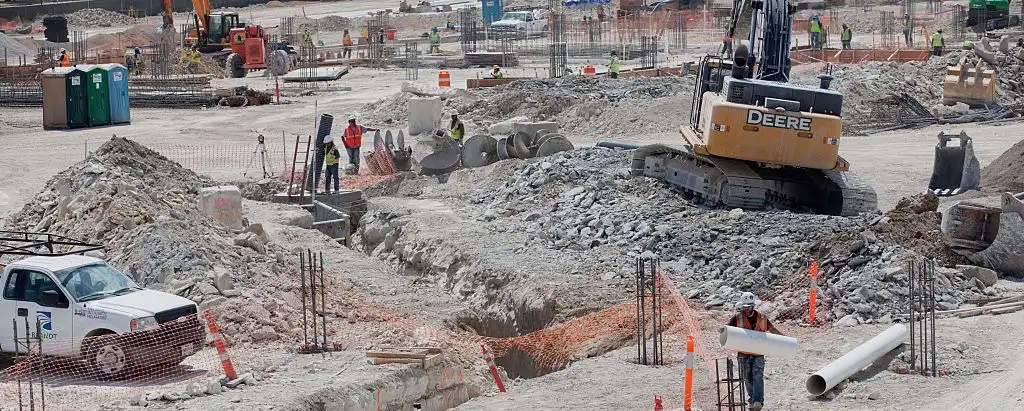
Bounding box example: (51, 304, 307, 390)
(719, 326, 799, 357)
(806, 324, 908, 396)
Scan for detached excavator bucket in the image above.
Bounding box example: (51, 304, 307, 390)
(942, 63, 997, 107)
(942, 192, 1024, 276)
(928, 131, 981, 196)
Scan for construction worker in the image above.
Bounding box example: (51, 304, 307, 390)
(180, 46, 200, 74)
(491, 65, 503, 79)
(596, 5, 606, 22)
(608, 51, 620, 79)
(302, 28, 313, 45)
(809, 15, 822, 49)
(342, 29, 353, 59)
(449, 112, 465, 146)
(722, 36, 733, 56)
(132, 47, 144, 74)
(932, 29, 945, 57)
(902, 14, 913, 47)
(840, 24, 852, 50)
(341, 115, 379, 174)
(322, 135, 341, 194)
(429, 27, 441, 53)
(56, 48, 70, 67)
(727, 292, 784, 411)
(963, 39, 974, 50)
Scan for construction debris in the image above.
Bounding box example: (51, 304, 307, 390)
(61, 9, 136, 28)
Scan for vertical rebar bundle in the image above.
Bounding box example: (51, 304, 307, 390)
(639, 36, 658, 69)
(907, 258, 938, 377)
(405, 42, 420, 80)
(366, 12, 389, 68)
(12, 316, 47, 411)
(635, 257, 663, 366)
(951, 5, 967, 41)
(460, 7, 480, 53)
(281, 17, 296, 45)
(71, 30, 87, 65)
(880, 11, 897, 49)
(299, 249, 329, 353)
(715, 357, 747, 411)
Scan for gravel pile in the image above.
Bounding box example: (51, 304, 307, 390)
(445, 148, 989, 323)
(0, 137, 309, 345)
(362, 75, 693, 138)
(63, 9, 135, 28)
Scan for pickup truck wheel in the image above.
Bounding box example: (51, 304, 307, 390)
(86, 334, 134, 379)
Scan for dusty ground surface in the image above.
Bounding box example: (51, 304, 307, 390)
(2, 1, 1024, 410)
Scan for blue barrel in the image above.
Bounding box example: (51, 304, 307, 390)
(481, 0, 503, 25)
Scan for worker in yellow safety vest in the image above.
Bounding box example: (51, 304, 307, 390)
(932, 29, 945, 57)
(491, 65, 503, 79)
(342, 29, 353, 59)
(608, 51, 620, 79)
(322, 135, 341, 194)
(429, 27, 441, 53)
(963, 39, 973, 50)
(727, 292, 785, 411)
(840, 24, 852, 49)
(449, 112, 465, 145)
(809, 16, 822, 49)
(180, 46, 201, 74)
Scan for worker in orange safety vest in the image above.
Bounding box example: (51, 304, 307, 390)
(727, 292, 785, 411)
(57, 48, 71, 67)
(341, 114, 379, 174)
(342, 29, 353, 59)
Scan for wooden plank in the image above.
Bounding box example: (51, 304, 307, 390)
(380, 346, 443, 354)
(990, 306, 1024, 315)
(953, 301, 1024, 318)
(985, 295, 1024, 306)
(368, 357, 426, 366)
(423, 353, 444, 369)
(365, 350, 428, 359)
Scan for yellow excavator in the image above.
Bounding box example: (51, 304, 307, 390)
(632, 0, 877, 216)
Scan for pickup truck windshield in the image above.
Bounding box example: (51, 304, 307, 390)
(55, 263, 141, 301)
(501, 12, 531, 21)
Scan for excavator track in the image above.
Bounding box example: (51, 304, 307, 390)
(632, 144, 878, 216)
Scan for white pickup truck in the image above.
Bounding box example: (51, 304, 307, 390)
(490, 10, 549, 38)
(0, 254, 205, 379)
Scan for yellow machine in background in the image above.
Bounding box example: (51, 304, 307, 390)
(943, 63, 997, 107)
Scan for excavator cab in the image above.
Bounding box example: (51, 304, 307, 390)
(205, 12, 241, 46)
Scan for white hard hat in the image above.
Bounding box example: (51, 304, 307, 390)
(323, 135, 333, 143)
(348, 113, 357, 121)
(450, 111, 459, 116)
(60, 48, 67, 53)
(737, 292, 757, 308)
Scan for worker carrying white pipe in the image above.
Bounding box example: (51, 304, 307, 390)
(727, 292, 786, 411)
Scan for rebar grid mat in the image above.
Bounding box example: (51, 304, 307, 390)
(844, 93, 937, 134)
(907, 259, 939, 377)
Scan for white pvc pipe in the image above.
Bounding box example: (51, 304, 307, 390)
(805, 324, 908, 396)
(719, 326, 799, 357)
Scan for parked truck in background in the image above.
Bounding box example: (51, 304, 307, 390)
(490, 9, 549, 38)
(0, 232, 205, 379)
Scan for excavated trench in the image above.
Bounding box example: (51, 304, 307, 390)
(358, 210, 571, 379)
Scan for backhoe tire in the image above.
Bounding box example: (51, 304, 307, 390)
(268, 50, 290, 76)
(226, 53, 246, 78)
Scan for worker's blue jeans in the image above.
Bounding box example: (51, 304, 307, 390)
(346, 147, 360, 168)
(738, 354, 765, 404)
(324, 164, 339, 193)
(811, 32, 821, 49)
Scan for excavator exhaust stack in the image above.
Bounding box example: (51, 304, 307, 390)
(942, 192, 1024, 276)
(928, 131, 981, 196)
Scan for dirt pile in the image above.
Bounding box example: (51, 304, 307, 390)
(1, 137, 320, 345)
(980, 138, 1024, 193)
(872, 192, 965, 265)
(63, 9, 136, 28)
(361, 75, 693, 138)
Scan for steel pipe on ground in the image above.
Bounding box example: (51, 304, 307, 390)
(719, 326, 799, 357)
(805, 324, 908, 396)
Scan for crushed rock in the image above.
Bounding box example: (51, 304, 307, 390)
(361, 75, 693, 137)
(369, 148, 986, 324)
(60, 9, 136, 28)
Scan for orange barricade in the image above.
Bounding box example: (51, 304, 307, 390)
(438, 70, 451, 87)
(204, 311, 238, 381)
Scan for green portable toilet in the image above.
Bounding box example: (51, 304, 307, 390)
(40, 66, 89, 129)
(98, 64, 130, 124)
(84, 65, 110, 126)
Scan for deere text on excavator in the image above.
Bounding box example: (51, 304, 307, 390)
(632, 0, 877, 216)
